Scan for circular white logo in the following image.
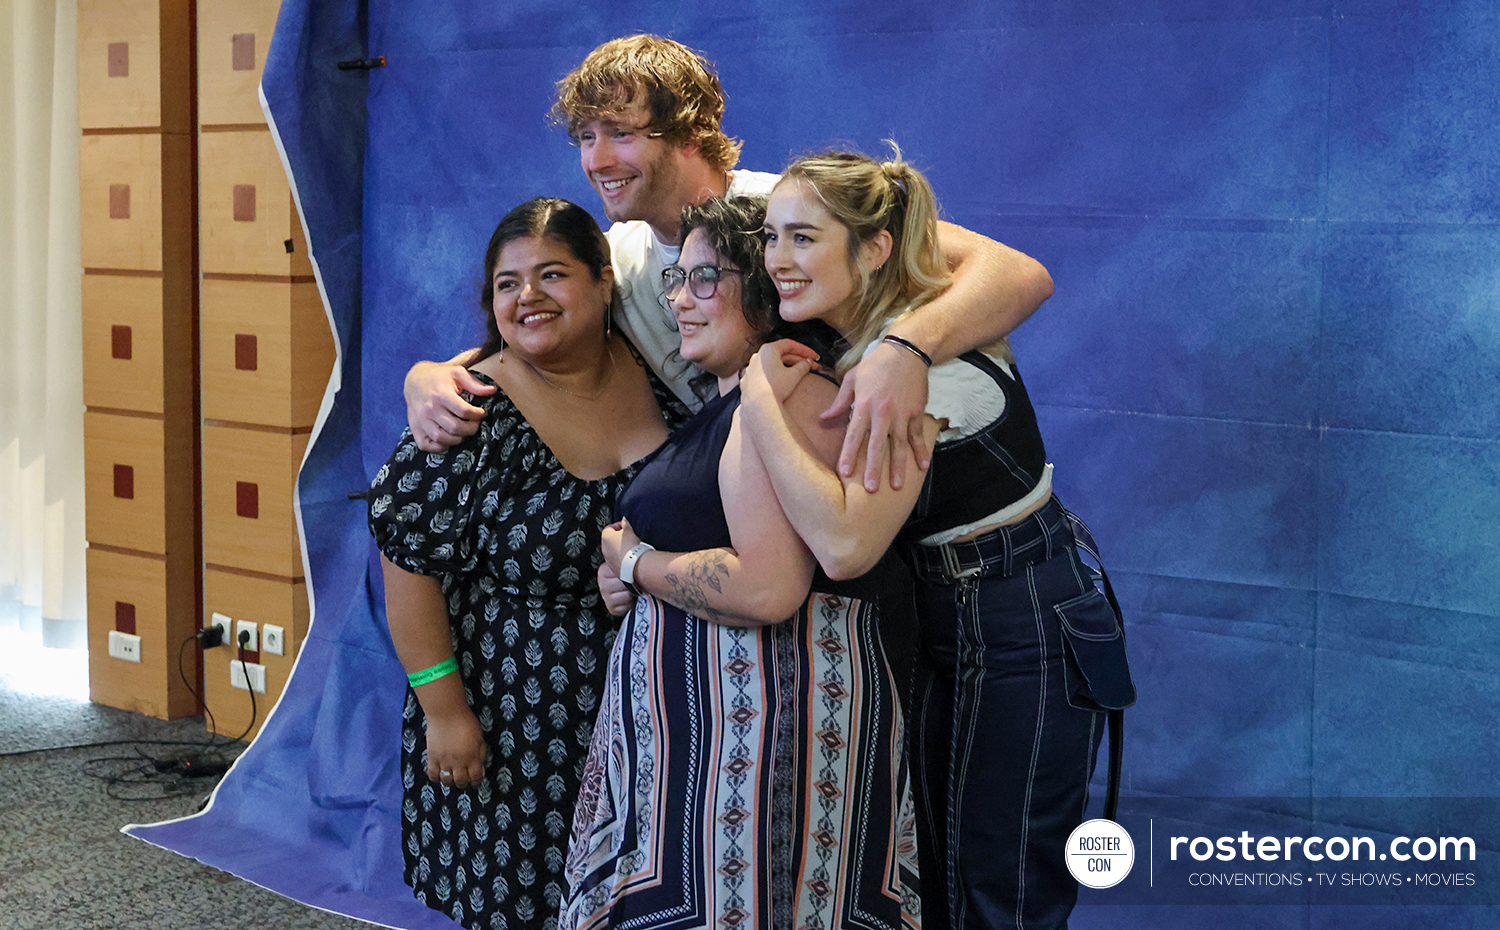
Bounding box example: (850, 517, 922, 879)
(1066, 818, 1135, 889)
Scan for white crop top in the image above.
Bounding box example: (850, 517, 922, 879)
(863, 340, 1053, 546)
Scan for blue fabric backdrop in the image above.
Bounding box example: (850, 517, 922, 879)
(129, 1, 1500, 927)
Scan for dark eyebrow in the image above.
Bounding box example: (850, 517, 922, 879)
(495, 260, 568, 277)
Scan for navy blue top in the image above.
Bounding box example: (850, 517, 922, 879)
(618, 385, 738, 552)
(617, 380, 919, 691)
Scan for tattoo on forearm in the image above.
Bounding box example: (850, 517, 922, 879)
(663, 552, 733, 623)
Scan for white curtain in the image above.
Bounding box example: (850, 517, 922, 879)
(1, 0, 86, 650)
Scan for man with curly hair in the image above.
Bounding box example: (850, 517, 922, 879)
(404, 34, 1054, 493)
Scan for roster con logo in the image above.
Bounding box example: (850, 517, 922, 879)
(1068, 820, 1136, 888)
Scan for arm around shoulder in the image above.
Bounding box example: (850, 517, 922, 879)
(897, 221, 1053, 365)
(404, 348, 495, 452)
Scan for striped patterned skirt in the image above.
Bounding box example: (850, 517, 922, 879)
(560, 589, 920, 930)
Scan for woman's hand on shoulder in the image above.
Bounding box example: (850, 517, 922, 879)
(743, 341, 817, 408)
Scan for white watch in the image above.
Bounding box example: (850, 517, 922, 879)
(618, 541, 655, 595)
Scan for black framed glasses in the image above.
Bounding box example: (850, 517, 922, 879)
(661, 263, 742, 301)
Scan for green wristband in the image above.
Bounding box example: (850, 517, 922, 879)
(407, 657, 458, 687)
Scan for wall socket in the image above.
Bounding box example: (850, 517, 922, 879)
(230, 659, 266, 693)
(262, 624, 285, 656)
(235, 619, 258, 652)
(209, 612, 232, 647)
(107, 630, 141, 663)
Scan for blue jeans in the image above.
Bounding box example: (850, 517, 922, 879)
(907, 498, 1125, 930)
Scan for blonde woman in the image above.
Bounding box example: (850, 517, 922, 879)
(741, 151, 1135, 930)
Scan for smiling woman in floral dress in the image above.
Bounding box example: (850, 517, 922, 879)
(368, 197, 687, 930)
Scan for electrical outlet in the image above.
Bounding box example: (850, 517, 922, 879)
(229, 660, 266, 693)
(107, 630, 142, 663)
(209, 612, 232, 647)
(262, 624, 285, 656)
(235, 619, 257, 652)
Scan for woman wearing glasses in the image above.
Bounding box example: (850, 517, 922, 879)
(561, 196, 918, 930)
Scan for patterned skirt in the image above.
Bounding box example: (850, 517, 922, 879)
(560, 590, 920, 930)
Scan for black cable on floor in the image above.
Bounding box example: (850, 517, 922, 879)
(71, 630, 262, 801)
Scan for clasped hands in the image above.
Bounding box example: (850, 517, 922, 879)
(743, 338, 931, 492)
(597, 518, 643, 617)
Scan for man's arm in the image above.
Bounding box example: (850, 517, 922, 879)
(404, 348, 493, 452)
(824, 223, 1053, 491)
(899, 221, 1054, 363)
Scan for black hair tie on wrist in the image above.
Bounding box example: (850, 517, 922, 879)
(881, 333, 933, 368)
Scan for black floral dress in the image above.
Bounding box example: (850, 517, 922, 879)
(368, 370, 687, 930)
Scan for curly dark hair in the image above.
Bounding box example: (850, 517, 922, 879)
(677, 196, 778, 338)
(477, 197, 611, 362)
(675, 196, 843, 399)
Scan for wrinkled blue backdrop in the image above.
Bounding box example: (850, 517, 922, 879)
(130, 2, 1500, 927)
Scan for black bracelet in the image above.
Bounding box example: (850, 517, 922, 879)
(881, 334, 933, 367)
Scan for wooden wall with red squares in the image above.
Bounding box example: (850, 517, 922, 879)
(80, 0, 197, 721)
(80, 0, 333, 736)
(196, 0, 332, 740)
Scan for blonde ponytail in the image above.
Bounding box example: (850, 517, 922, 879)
(778, 144, 952, 374)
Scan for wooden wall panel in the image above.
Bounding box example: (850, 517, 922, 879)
(77, 0, 162, 129)
(87, 547, 197, 719)
(82, 274, 166, 413)
(80, 0, 199, 725)
(289, 283, 336, 423)
(77, 0, 191, 131)
(84, 412, 166, 554)
(80, 134, 163, 271)
(201, 568, 308, 739)
(78, 131, 191, 275)
(199, 131, 312, 277)
(201, 425, 310, 578)
(197, 0, 282, 127)
(200, 279, 334, 427)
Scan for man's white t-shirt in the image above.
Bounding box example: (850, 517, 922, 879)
(607, 169, 780, 408)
